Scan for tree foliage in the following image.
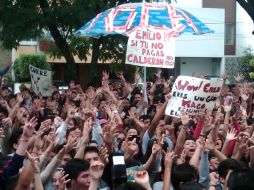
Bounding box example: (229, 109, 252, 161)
(13, 54, 51, 82)
(238, 48, 254, 80)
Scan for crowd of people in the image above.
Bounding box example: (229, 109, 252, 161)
(0, 69, 253, 190)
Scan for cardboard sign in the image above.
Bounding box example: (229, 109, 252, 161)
(165, 76, 223, 117)
(29, 65, 52, 97)
(125, 27, 175, 68)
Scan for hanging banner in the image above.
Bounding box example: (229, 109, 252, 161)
(29, 65, 52, 97)
(125, 27, 175, 68)
(165, 76, 223, 117)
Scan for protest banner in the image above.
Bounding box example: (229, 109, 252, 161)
(125, 26, 175, 68)
(165, 76, 223, 117)
(29, 65, 52, 97)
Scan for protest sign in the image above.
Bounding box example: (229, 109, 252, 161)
(125, 27, 175, 68)
(29, 65, 52, 97)
(165, 76, 223, 117)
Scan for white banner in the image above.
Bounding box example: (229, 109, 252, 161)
(29, 65, 52, 97)
(125, 27, 175, 68)
(165, 76, 223, 117)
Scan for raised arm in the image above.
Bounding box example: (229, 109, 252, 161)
(174, 111, 190, 156)
(147, 101, 168, 137)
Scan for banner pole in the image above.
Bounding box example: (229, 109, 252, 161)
(143, 66, 148, 114)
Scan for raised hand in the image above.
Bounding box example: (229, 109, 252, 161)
(209, 172, 220, 186)
(134, 170, 151, 189)
(164, 151, 175, 169)
(226, 128, 237, 141)
(116, 71, 125, 82)
(234, 73, 244, 82)
(90, 161, 105, 180)
(102, 70, 109, 81)
(99, 146, 109, 165)
(240, 89, 249, 102)
(22, 117, 38, 139)
(64, 135, 78, 153)
(180, 110, 190, 126)
(58, 170, 71, 190)
(151, 142, 161, 156)
(2, 117, 12, 128)
(27, 151, 40, 174)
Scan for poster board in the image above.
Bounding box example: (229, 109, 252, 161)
(125, 27, 175, 68)
(29, 65, 52, 97)
(165, 76, 223, 117)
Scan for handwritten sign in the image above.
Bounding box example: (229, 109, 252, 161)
(125, 27, 175, 68)
(29, 65, 52, 97)
(165, 76, 223, 117)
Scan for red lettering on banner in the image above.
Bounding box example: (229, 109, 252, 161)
(130, 40, 137, 46)
(176, 80, 203, 91)
(181, 100, 205, 109)
(127, 54, 164, 65)
(203, 83, 221, 93)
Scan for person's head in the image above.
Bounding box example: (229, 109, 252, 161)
(52, 91, 61, 101)
(70, 89, 77, 100)
(227, 168, 254, 190)
(208, 152, 219, 171)
(61, 149, 76, 166)
(183, 136, 196, 158)
(0, 107, 8, 121)
(171, 163, 198, 190)
(217, 159, 240, 186)
(127, 128, 138, 137)
(64, 159, 91, 189)
(52, 168, 65, 190)
(139, 115, 151, 129)
(215, 134, 225, 151)
(20, 87, 30, 99)
(133, 92, 142, 105)
(114, 181, 146, 190)
(84, 146, 100, 164)
(16, 106, 29, 125)
(1, 87, 11, 97)
(98, 99, 107, 112)
(181, 181, 204, 190)
(88, 140, 98, 148)
(9, 127, 23, 150)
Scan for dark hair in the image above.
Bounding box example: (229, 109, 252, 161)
(182, 181, 203, 190)
(139, 115, 151, 121)
(84, 146, 99, 156)
(184, 135, 196, 142)
(9, 127, 23, 150)
(63, 159, 90, 188)
(217, 159, 240, 179)
(227, 168, 254, 190)
(88, 139, 98, 145)
(246, 116, 254, 126)
(171, 163, 198, 190)
(114, 181, 145, 190)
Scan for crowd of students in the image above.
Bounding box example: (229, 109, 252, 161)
(0, 70, 253, 190)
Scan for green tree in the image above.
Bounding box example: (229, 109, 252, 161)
(238, 48, 254, 81)
(13, 54, 51, 82)
(0, 0, 142, 82)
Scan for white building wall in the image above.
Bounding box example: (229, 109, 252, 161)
(172, 0, 202, 8)
(236, 2, 254, 56)
(180, 57, 220, 76)
(175, 8, 225, 58)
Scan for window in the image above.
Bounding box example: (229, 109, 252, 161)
(225, 23, 235, 45)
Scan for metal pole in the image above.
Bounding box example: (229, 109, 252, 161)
(143, 66, 147, 114)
